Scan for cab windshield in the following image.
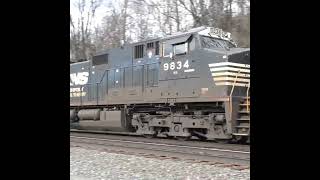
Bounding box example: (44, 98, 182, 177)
(200, 35, 236, 49)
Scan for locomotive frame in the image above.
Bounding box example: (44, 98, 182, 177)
(70, 26, 250, 143)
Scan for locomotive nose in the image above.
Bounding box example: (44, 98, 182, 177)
(226, 49, 250, 64)
(209, 49, 250, 87)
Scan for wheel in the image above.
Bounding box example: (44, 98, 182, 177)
(166, 136, 175, 139)
(215, 139, 230, 144)
(176, 136, 191, 141)
(143, 134, 157, 139)
(234, 136, 248, 144)
(197, 136, 207, 141)
(72, 116, 79, 123)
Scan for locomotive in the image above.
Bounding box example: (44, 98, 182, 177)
(70, 26, 250, 143)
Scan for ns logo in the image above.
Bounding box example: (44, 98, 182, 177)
(70, 72, 89, 86)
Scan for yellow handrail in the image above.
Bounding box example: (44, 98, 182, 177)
(229, 70, 241, 120)
(246, 82, 250, 112)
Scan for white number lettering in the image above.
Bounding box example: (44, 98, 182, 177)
(177, 61, 182, 69)
(164, 63, 169, 71)
(183, 60, 189, 68)
(170, 62, 175, 70)
(163, 60, 191, 71)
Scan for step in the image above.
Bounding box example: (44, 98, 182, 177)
(237, 118, 250, 121)
(238, 122, 250, 126)
(239, 98, 250, 103)
(239, 104, 250, 106)
(232, 133, 249, 136)
(236, 125, 250, 128)
(238, 111, 250, 113)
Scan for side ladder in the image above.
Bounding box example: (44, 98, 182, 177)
(229, 70, 250, 143)
(233, 96, 250, 143)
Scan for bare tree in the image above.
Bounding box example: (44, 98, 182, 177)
(224, 0, 233, 31)
(71, 0, 250, 61)
(208, 0, 224, 27)
(102, 8, 122, 48)
(70, 0, 102, 61)
(177, 0, 203, 27)
(121, 0, 129, 42)
(174, 0, 180, 31)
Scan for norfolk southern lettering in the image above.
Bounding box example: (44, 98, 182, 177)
(70, 72, 89, 97)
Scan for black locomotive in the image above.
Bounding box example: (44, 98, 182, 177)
(70, 26, 250, 143)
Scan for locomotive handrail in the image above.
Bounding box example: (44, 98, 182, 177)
(97, 62, 160, 85)
(98, 68, 109, 84)
(246, 82, 250, 112)
(75, 62, 160, 87)
(75, 61, 161, 105)
(80, 85, 83, 106)
(229, 70, 240, 97)
(229, 70, 241, 120)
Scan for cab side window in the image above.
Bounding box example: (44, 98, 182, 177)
(163, 35, 194, 57)
(188, 36, 196, 51)
(173, 42, 187, 55)
(155, 41, 160, 55)
(162, 42, 172, 57)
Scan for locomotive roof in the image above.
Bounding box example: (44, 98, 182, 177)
(70, 60, 90, 65)
(130, 26, 207, 45)
(94, 26, 236, 56)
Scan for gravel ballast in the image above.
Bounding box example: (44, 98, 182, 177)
(70, 147, 250, 180)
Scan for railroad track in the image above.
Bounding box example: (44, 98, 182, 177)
(70, 129, 140, 136)
(70, 132, 250, 170)
(70, 129, 249, 147)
